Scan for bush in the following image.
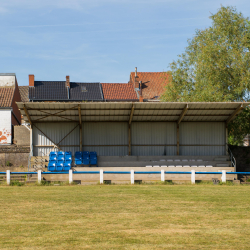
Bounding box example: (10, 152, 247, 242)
(10, 180, 25, 186)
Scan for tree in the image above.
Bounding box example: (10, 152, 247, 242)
(161, 6, 250, 102)
(161, 6, 250, 145)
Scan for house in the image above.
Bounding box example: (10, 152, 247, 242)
(28, 75, 103, 102)
(0, 73, 22, 144)
(129, 68, 169, 101)
(101, 83, 138, 101)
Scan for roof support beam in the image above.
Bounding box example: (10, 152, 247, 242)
(128, 104, 134, 156)
(23, 105, 32, 126)
(129, 104, 134, 125)
(226, 103, 243, 125)
(33, 124, 62, 151)
(78, 105, 82, 125)
(177, 124, 179, 155)
(32, 105, 79, 122)
(78, 105, 82, 151)
(177, 104, 188, 125)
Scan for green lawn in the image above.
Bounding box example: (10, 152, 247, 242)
(0, 184, 249, 249)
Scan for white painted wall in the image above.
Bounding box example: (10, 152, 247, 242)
(0, 110, 12, 144)
(0, 76, 15, 87)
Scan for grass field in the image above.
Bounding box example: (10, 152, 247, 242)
(0, 184, 250, 249)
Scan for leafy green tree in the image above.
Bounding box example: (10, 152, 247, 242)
(228, 107, 250, 145)
(161, 6, 250, 145)
(161, 6, 250, 102)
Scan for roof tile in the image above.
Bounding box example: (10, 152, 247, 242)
(29, 81, 103, 101)
(129, 72, 169, 100)
(101, 83, 138, 100)
(0, 88, 15, 107)
(19, 86, 29, 102)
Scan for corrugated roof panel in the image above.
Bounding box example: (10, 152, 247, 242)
(17, 102, 250, 123)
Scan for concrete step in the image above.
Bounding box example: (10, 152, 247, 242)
(214, 157, 229, 161)
(216, 163, 230, 167)
(96, 160, 231, 167)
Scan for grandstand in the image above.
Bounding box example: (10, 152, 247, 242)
(17, 101, 249, 183)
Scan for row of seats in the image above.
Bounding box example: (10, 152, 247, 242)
(49, 151, 72, 161)
(48, 151, 72, 172)
(75, 151, 98, 167)
(146, 165, 213, 167)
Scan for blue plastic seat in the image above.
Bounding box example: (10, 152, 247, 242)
(49, 152, 57, 161)
(56, 162, 63, 171)
(82, 156, 90, 165)
(83, 151, 89, 157)
(57, 151, 65, 161)
(90, 151, 97, 157)
(48, 161, 56, 172)
(65, 151, 72, 161)
(75, 151, 83, 165)
(63, 162, 71, 171)
(75, 151, 82, 156)
(89, 152, 98, 166)
(75, 159, 82, 165)
(90, 156, 98, 167)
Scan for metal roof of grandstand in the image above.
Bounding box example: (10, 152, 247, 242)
(17, 102, 249, 124)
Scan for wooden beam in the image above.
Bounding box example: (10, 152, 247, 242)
(78, 105, 82, 125)
(23, 105, 32, 125)
(33, 124, 62, 151)
(128, 125, 131, 155)
(29, 114, 233, 117)
(226, 104, 243, 124)
(78, 105, 82, 151)
(32, 105, 79, 122)
(129, 104, 134, 125)
(177, 124, 179, 155)
(225, 123, 228, 155)
(128, 104, 134, 155)
(177, 104, 188, 125)
(30, 125, 33, 156)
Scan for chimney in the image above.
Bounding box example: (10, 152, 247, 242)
(134, 67, 139, 89)
(29, 75, 34, 87)
(66, 75, 70, 88)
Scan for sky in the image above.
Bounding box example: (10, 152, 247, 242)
(0, 0, 250, 86)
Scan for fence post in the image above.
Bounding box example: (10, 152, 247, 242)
(221, 170, 226, 183)
(6, 170, 10, 185)
(100, 169, 103, 184)
(37, 170, 42, 184)
(161, 170, 165, 182)
(69, 170, 73, 184)
(191, 170, 195, 184)
(131, 170, 134, 184)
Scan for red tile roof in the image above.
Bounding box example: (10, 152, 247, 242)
(0, 88, 15, 107)
(129, 72, 170, 100)
(19, 86, 29, 102)
(101, 83, 138, 101)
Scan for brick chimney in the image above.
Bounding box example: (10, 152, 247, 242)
(134, 67, 139, 89)
(66, 75, 70, 88)
(29, 75, 34, 87)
